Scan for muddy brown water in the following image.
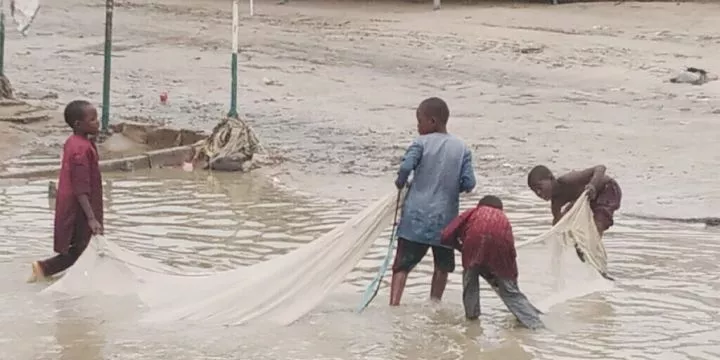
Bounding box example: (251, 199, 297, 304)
(1, 170, 718, 360)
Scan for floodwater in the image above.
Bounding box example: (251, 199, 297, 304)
(1, 170, 719, 360)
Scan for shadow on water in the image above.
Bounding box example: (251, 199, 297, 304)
(1, 169, 719, 359)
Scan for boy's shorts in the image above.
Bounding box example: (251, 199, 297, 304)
(392, 238, 455, 273)
(591, 179, 622, 232)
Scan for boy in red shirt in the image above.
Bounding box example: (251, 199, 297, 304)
(441, 195, 544, 329)
(28, 100, 104, 282)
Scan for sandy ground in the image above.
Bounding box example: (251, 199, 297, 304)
(1, 0, 719, 218)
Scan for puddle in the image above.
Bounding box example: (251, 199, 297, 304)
(1, 169, 719, 360)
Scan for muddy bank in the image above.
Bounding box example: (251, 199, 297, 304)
(2, 0, 719, 218)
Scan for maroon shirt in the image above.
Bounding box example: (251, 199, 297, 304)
(440, 205, 518, 280)
(53, 134, 103, 254)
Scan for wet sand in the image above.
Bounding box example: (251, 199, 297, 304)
(1, 171, 719, 359)
(1, 0, 718, 218)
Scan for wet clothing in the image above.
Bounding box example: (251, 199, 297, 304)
(462, 267, 544, 329)
(440, 205, 517, 280)
(441, 204, 543, 329)
(558, 178, 622, 233)
(39, 134, 103, 277)
(392, 238, 455, 273)
(394, 133, 475, 248)
(590, 179, 622, 232)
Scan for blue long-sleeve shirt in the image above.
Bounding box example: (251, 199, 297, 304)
(394, 133, 476, 247)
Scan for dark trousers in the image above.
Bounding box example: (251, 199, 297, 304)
(462, 266, 545, 329)
(39, 238, 89, 277)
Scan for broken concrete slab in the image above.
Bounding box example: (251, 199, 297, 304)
(0, 145, 192, 179)
(0, 99, 51, 124)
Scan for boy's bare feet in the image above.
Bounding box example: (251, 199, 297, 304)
(27, 261, 46, 283)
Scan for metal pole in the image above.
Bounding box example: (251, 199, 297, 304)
(0, 0, 5, 76)
(227, 0, 239, 119)
(101, 0, 114, 133)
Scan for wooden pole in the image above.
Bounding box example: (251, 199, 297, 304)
(101, 0, 114, 134)
(227, 0, 239, 119)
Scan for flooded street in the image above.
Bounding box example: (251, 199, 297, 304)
(1, 171, 719, 359)
(1, 0, 720, 358)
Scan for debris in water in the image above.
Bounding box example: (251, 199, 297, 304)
(669, 67, 718, 85)
(262, 77, 281, 86)
(191, 117, 262, 172)
(160, 92, 168, 104)
(48, 181, 57, 199)
(518, 45, 545, 54)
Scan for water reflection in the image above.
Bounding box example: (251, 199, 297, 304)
(53, 299, 105, 360)
(0, 170, 719, 359)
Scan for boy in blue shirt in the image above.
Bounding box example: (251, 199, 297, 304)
(390, 97, 476, 306)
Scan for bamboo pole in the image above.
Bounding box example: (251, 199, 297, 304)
(101, 0, 114, 133)
(227, 0, 239, 119)
(0, 0, 5, 76)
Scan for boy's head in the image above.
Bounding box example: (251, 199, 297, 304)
(527, 165, 555, 201)
(64, 100, 99, 135)
(416, 97, 449, 135)
(478, 195, 503, 210)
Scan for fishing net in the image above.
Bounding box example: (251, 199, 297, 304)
(191, 117, 262, 172)
(42, 190, 610, 326)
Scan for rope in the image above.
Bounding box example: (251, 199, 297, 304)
(356, 188, 403, 313)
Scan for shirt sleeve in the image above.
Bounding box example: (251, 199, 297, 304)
(70, 148, 91, 197)
(459, 148, 476, 193)
(395, 140, 423, 189)
(441, 208, 474, 250)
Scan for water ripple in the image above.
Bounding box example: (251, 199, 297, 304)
(0, 170, 719, 359)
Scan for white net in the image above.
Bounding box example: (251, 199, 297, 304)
(42, 190, 612, 325)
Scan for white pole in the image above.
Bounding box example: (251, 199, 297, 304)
(250, 0, 254, 17)
(232, 0, 239, 53)
(433, 0, 440, 10)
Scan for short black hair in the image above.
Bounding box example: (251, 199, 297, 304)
(418, 97, 450, 124)
(478, 195, 503, 210)
(527, 165, 554, 188)
(64, 100, 92, 128)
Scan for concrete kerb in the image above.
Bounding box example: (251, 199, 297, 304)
(0, 146, 193, 180)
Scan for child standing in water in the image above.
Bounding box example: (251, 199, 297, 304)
(390, 97, 476, 306)
(526, 164, 621, 277)
(441, 195, 544, 329)
(28, 100, 104, 282)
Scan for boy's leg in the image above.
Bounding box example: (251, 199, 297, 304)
(429, 246, 455, 301)
(390, 238, 429, 306)
(38, 236, 90, 278)
(462, 267, 481, 320)
(490, 277, 545, 330)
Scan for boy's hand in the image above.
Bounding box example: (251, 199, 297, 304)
(585, 184, 597, 200)
(89, 219, 104, 235)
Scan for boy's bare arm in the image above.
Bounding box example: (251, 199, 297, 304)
(551, 200, 563, 225)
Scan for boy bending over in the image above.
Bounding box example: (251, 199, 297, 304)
(441, 195, 544, 329)
(527, 164, 621, 278)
